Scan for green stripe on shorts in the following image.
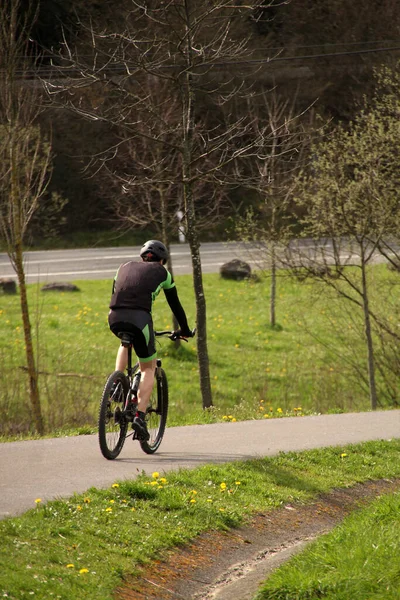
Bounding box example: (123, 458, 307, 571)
(142, 323, 150, 345)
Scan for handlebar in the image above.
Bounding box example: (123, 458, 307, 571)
(155, 328, 196, 341)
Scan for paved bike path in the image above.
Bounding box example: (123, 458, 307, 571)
(1, 411, 399, 519)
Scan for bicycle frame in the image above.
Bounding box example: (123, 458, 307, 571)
(119, 330, 170, 417)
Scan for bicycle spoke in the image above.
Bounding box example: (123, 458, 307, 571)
(98, 371, 129, 459)
(140, 368, 168, 454)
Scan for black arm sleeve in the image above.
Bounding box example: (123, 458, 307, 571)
(164, 286, 190, 332)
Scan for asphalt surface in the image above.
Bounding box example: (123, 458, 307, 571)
(0, 239, 384, 283)
(1, 410, 399, 520)
(0, 242, 255, 282)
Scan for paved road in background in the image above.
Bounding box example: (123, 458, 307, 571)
(0, 411, 399, 519)
(0, 239, 391, 283)
(0, 242, 253, 282)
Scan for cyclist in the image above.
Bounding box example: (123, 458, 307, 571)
(108, 240, 193, 441)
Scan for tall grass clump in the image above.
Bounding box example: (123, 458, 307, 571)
(256, 491, 400, 600)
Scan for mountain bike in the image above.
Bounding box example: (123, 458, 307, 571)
(98, 330, 193, 460)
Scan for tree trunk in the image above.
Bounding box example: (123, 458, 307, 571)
(270, 243, 276, 327)
(181, 0, 212, 409)
(360, 250, 378, 410)
(186, 211, 213, 408)
(15, 243, 44, 434)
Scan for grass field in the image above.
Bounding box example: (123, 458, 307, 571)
(0, 439, 399, 600)
(0, 265, 399, 438)
(256, 485, 400, 600)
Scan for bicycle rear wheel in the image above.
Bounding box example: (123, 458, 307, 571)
(98, 371, 129, 459)
(140, 367, 168, 454)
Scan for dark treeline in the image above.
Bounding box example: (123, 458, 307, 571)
(18, 0, 400, 244)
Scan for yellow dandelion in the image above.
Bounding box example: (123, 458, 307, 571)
(131, 507, 136, 512)
(220, 482, 227, 491)
(150, 481, 159, 486)
(79, 568, 89, 574)
(152, 472, 159, 479)
(66, 564, 74, 569)
(76, 505, 82, 511)
(231, 418, 237, 422)
(105, 507, 112, 512)
(190, 499, 196, 503)
(341, 453, 348, 458)
(277, 408, 283, 413)
(83, 497, 91, 503)
(159, 478, 167, 484)
(35, 498, 42, 504)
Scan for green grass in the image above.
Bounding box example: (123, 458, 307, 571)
(256, 490, 400, 600)
(1, 265, 400, 438)
(0, 439, 399, 600)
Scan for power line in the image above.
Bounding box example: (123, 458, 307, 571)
(6, 43, 400, 78)
(209, 45, 400, 68)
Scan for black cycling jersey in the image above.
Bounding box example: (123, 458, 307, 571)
(109, 260, 190, 333)
(110, 261, 175, 313)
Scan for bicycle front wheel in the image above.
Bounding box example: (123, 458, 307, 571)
(98, 371, 129, 460)
(140, 367, 168, 454)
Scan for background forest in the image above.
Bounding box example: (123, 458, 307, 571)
(13, 0, 400, 247)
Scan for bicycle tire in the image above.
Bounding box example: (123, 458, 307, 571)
(98, 371, 129, 460)
(140, 367, 168, 454)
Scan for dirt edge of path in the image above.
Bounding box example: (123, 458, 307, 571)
(114, 478, 400, 600)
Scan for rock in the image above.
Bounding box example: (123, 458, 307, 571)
(0, 278, 17, 294)
(220, 259, 251, 281)
(41, 282, 80, 292)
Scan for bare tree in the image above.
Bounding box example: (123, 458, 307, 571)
(234, 89, 312, 327)
(0, 0, 52, 434)
(92, 74, 230, 343)
(289, 70, 400, 410)
(46, 0, 269, 409)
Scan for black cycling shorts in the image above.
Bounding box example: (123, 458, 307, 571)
(108, 308, 156, 362)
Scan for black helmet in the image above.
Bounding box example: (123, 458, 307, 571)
(140, 240, 169, 264)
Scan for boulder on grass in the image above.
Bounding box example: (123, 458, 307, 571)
(220, 259, 251, 281)
(41, 282, 80, 292)
(0, 278, 17, 294)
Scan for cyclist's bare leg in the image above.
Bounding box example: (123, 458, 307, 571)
(115, 345, 128, 371)
(137, 359, 156, 413)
